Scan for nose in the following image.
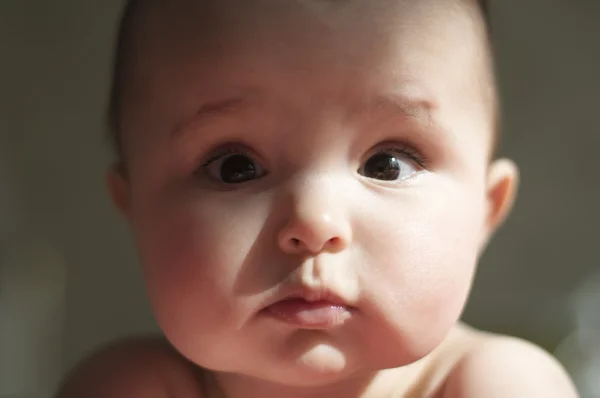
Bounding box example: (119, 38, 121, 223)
(277, 179, 352, 255)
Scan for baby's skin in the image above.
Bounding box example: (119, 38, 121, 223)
(57, 1, 578, 397)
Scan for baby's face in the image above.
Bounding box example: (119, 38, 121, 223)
(113, 0, 509, 385)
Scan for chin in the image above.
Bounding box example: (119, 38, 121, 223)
(231, 341, 359, 387)
(255, 363, 357, 388)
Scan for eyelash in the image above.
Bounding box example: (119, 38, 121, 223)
(200, 146, 249, 168)
(372, 144, 429, 168)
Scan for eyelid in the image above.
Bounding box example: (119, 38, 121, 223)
(366, 142, 429, 169)
(201, 147, 245, 168)
(200, 143, 262, 168)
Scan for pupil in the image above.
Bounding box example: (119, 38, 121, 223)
(220, 155, 256, 183)
(365, 153, 400, 180)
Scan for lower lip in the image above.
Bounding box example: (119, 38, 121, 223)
(265, 298, 352, 329)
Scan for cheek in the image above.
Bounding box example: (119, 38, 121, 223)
(357, 183, 485, 355)
(362, 186, 483, 284)
(130, 192, 274, 341)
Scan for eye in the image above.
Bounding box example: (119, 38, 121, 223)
(359, 148, 423, 182)
(202, 148, 266, 184)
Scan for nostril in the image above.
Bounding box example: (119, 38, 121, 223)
(328, 237, 341, 246)
(280, 231, 348, 254)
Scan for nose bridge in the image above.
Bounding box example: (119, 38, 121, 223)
(296, 173, 338, 211)
(293, 172, 349, 224)
(278, 172, 352, 254)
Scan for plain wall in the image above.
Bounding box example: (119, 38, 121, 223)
(1, 0, 599, 396)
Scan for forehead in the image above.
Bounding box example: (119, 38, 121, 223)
(121, 0, 492, 157)
(127, 0, 486, 79)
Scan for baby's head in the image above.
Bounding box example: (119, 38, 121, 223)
(107, 0, 518, 386)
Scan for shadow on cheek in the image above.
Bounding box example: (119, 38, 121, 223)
(232, 210, 297, 298)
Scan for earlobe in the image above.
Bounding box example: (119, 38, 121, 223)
(106, 165, 132, 221)
(483, 158, 519, 241)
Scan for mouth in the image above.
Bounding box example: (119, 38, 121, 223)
(262, 289, 354, 329)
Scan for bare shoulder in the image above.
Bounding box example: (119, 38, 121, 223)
(55, 335, 205, 398)
(441, 330, 579, 398)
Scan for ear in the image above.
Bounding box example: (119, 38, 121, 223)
(481, 158, 519, 247)
(106, 165, 132, 221)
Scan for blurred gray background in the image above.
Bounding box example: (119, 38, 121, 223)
(1, 0, 599, 396)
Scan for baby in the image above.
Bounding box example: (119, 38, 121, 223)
(57, 0, 578, 397)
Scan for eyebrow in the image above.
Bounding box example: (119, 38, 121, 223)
(363, 93, 438, 128)
(171, 96, 250, 140)
(171, 92, 441, 140)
